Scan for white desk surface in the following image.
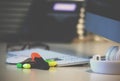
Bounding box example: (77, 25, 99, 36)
(0, 41, 120, 81)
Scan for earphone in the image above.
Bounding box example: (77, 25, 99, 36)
(105, 46, 119, 61)
(90, 46, 120, 75)
(92, 46, 120, 61)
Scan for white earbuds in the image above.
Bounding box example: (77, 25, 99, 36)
(90, 46, 120, 75)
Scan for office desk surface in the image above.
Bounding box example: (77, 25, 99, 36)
(0, 41, 120, 81)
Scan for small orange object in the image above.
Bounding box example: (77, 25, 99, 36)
(31, 52, 41, 61)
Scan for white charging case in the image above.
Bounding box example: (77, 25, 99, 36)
(90, 59, 120, 75)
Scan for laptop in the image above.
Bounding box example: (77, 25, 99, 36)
(6, 48, 89, 66)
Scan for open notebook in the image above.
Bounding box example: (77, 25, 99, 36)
(6, 48, 89, 66)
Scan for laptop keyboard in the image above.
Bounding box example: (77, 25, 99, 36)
(6, 48, 89, 66)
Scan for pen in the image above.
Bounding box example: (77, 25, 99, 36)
(17, 60, 50, 70)
(16, 52, 50, 70)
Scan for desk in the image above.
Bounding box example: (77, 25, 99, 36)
(0, 41, 120, 81)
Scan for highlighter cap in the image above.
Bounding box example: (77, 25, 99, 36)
(31, 52, 41, 61)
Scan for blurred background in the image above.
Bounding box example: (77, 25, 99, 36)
(0, 0, 109, 43)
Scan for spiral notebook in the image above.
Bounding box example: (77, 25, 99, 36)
(6, 48, 89, 66)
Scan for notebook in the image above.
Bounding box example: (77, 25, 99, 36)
(6, 48, 89, 66)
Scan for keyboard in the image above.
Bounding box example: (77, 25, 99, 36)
(6, 48, 89, 66)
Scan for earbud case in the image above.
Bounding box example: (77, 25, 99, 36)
(90, 59, 120, 75)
